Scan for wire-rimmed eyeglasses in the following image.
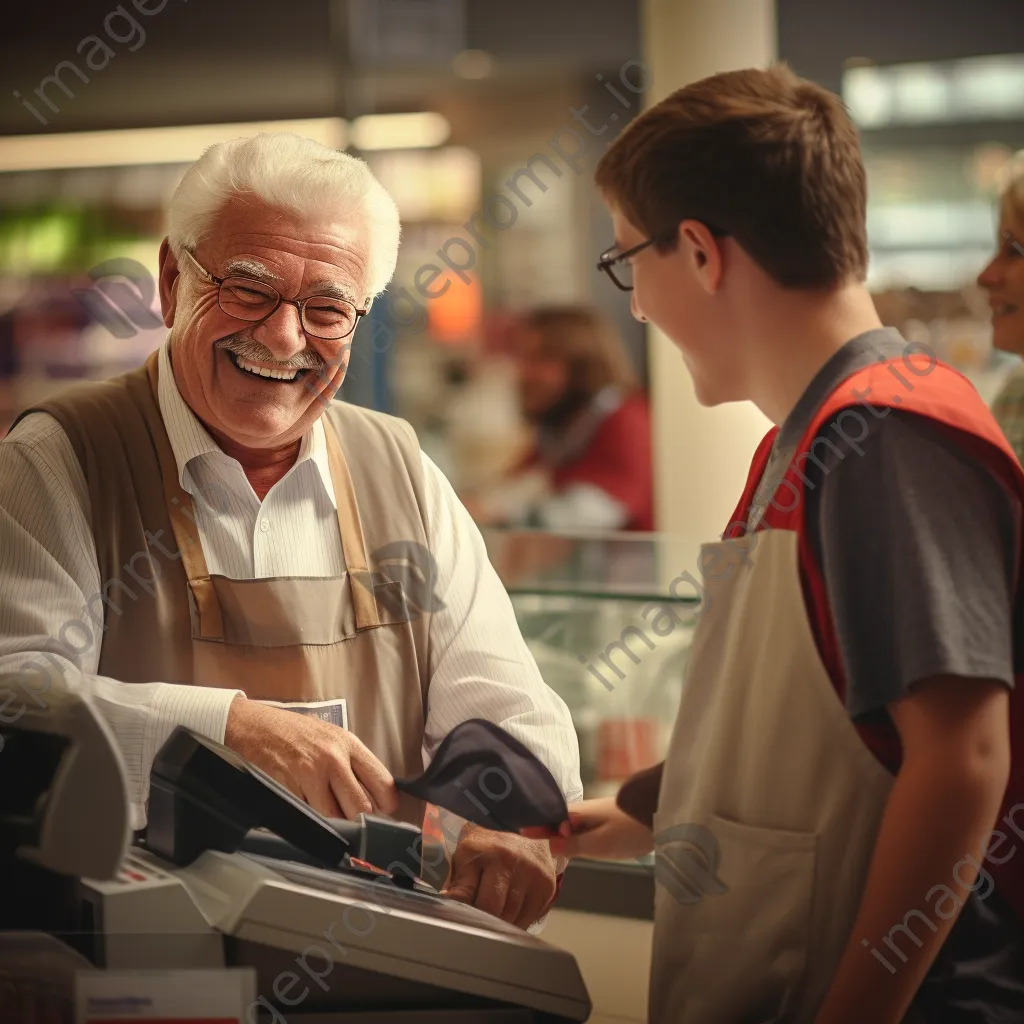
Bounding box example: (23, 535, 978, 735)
(181, 249, 368, 340)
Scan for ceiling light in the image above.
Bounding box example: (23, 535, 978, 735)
(350, 112, 451, 151)
(0, 118, 348, 173)
(844, 53, 1024, 128)
(843, 66, 892, 128)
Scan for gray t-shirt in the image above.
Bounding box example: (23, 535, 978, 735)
(757, 329, 1018, 715)
(753, 329, 1024, 1019)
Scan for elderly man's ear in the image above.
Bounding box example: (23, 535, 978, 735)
(158, 237, 180, 329)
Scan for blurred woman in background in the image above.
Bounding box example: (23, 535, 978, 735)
(979, 162, 1024, 462)
(464, 305, 653, 531)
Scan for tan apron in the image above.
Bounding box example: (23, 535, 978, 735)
(25, 352, 431, 827)
(650, 528, 895, 1023)
(143, 358, 427, 826)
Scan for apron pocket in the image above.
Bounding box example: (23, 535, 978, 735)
(653, 812, 817, 1023)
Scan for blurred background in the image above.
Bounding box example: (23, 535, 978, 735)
(1, 0, 1023, 807)
(0, 0, 649, 486)
(2, 0, 1021, 476)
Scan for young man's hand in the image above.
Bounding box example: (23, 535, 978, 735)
(522, 797, 655, 861)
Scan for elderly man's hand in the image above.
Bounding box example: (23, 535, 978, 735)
(223, 695, 399, 820)
(441, 823, 559, 929)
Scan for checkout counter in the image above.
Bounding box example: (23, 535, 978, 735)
(0, 688, 591, 1023)
(0, 531, 684, 1024)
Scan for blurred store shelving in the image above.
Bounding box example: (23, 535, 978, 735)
(0, 162, 183, 433)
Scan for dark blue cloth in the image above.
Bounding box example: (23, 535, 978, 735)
(395, 718, 569, 833)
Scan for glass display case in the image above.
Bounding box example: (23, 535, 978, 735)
(480, 529, 700, 917)
(482, 529, 699, 802)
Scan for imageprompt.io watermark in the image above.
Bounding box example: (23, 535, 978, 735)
(13, 0, 189, 127)
(72, 259, 164, 337)
(654, 823, 729, 906)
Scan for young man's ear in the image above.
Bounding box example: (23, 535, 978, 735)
(158, 237, 179, 328)
(679, 220, 724, 293)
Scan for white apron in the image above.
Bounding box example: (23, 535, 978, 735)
(650, 528, 896, 1023)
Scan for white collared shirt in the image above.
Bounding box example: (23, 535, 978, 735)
(0, 341, 582, 829)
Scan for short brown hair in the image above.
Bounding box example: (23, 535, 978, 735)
(526, 305, 638, 400)
(594, 64, 868, 289)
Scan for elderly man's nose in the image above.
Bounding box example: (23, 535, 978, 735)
(253, 301, 307, 358)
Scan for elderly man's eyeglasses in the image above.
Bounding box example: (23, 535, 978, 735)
(181, 250, 368, 341)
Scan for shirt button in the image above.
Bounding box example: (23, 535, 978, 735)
(260, 519, 271, 533)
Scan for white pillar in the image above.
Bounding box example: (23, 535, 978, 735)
(643, 0, 776, 568)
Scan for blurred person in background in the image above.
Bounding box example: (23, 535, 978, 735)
(979, 162, 1024, 462)
(464, 305, 653, 532)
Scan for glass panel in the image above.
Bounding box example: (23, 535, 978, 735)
(481, 528, 700, 602)
(484, 529, 699, 811)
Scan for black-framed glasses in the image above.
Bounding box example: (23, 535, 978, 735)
(596, 223, 727, 291)
(597, 234, 674, 292)
(1003, 230, 1024, 259)
(182, 249, 368, 340)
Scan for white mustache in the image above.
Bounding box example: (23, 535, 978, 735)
(216, 334, 325, 372)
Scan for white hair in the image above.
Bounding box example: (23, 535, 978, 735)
(1001, 155, 1024, 235)
(166, 132, 400, 298)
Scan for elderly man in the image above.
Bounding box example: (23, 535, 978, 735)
(0, 132, 581, 929)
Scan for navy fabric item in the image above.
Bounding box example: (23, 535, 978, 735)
(617, 760, 663, 829)
(395, 718, 568, 832)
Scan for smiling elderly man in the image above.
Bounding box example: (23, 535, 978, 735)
(0, 133, 582, 929)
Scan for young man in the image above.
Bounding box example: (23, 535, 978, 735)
(531, 65, 1024, 1022)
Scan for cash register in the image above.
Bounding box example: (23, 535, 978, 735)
(0, 692, 592, 1022)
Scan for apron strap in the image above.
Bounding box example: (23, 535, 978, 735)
(145, 351, 224, 641)
(325, 417, 383, 631)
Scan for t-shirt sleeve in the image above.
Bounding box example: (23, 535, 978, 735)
(804, 409, 1020, 719)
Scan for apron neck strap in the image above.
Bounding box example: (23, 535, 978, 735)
(145, 350, 224, 640)
(325, 415, 382, 631)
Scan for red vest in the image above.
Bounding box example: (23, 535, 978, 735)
(525, 392, 655, 531)
(725, 357, 1024, 923)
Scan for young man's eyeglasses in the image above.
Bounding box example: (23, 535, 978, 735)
(596, 234, 674, 292)
(181, 249, 368, 341)
(596, 223, 728, 291)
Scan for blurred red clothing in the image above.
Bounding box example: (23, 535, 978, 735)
(522, 391, 654, 531)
